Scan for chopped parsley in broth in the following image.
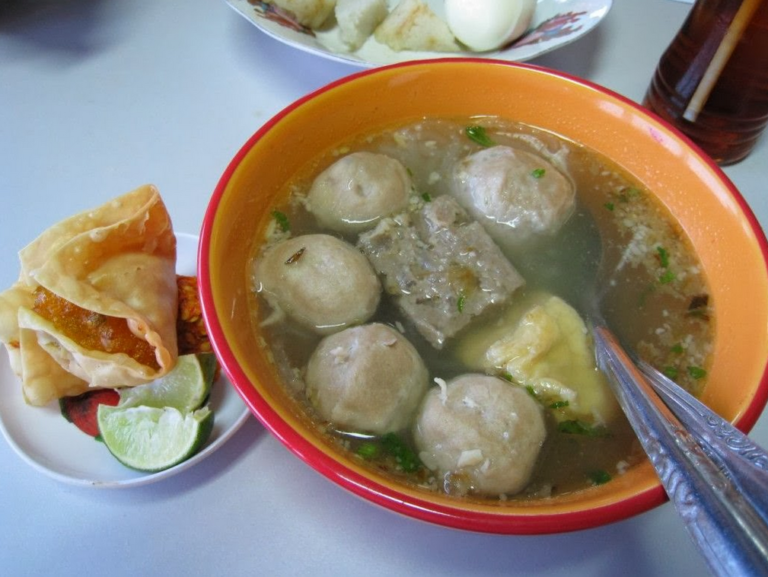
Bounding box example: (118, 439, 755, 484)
(248, 117, 714, 501)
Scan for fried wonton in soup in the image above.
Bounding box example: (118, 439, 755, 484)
(0, 184, 178, 406)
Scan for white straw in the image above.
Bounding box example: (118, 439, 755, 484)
(683, 0, 762, 122)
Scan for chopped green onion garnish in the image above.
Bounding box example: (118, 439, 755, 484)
(271, 210, 290, 232)
(502, 372, 515, 382)
(687, 366, 707, 380)
(671, 343, 684, 354)
(557, 420, 609, 437)
(588, 469, 612, 485)
(531, 168, 546, 179)
(659, 270, 676, 284)
(381, 433, 420, 473)
(549, 400, 570, 409)
(604, 202, 615, 211)
(663, 366, 679, 380)
(457, 291, 466, 313)
(421, 192, 432, 202)
(357, 442, 379, 459)
(656, 246, 670, 268)
(465, 125, 494, 147)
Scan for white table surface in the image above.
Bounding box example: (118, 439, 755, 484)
(2, 1, 767, 575)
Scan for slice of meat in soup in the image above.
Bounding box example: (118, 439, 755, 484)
(358, 196, 524, 349)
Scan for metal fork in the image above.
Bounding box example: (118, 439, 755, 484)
(593, 325, 768, 576)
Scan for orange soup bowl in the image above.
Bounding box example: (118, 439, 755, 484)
(198, 59, 768, 534)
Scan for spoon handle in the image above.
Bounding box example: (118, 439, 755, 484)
(637, 359, 768, 524)
(593, 326, 768, 577)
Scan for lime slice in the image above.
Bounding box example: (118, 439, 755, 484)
(118, 354, 216, 412)
(97, 405, 214, 472)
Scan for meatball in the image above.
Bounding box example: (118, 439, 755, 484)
(306, 152, 413, 234)
(414, 374, 546, 496)
(451, 146, 575, 246)
(305, 323, 429, 434)
(253, 234, 380, 334)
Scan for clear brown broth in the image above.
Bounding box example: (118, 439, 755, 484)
(247, 117, 714, 500)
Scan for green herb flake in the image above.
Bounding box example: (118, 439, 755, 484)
(502, 372, 515, 383)
(663, 366, 679, 380)
(604, 202, 615, 211)
(531, 168, 546, 179)
(465, 125, 494, 147)
(557, 420, 609, 437)
(588, 469, 612, 485)
(381, 433, 420, 473)
(671, 343, 685, 354)
(356, 442, 379, 460)
(687, 366, 707, 380)
(656, 246, 670, 268)
(549, 400, 570, 409)
(658, 270, 676, 285)
(271, 210, 290, 232)
(421, 192, 432, 202)
(457, 291, 466, 313)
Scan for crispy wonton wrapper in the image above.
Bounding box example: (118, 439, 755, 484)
(0, 185, 178, 406)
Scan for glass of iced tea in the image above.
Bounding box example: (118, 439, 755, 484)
(644, 0, 768, 165)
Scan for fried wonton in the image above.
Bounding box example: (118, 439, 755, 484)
(0, 185, 178, 406)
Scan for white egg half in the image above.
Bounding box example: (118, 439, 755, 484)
(445, 0, 537, 52)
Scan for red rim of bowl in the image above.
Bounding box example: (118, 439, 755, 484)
(198, 58, 768, 534)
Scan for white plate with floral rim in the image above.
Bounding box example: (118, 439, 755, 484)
(226, 0, 613, 67)
(0, 232, 250, 488)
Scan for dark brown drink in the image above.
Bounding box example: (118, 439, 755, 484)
(644, 0, 768, 165)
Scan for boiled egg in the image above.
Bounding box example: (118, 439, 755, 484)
(445, 0, 537, 52)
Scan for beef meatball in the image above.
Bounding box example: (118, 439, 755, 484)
(307, 152, 413, 234)
(451, 146, 575, 246)
(305, 323, 429, 434)
(253, 234, 380, 334)
(414, 374, 546, 496)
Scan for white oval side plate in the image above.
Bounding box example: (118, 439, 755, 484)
(0, 232, 250, 488)
(226, 0, 613, 67)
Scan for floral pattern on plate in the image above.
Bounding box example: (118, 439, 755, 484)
(227, 0, 613, 67)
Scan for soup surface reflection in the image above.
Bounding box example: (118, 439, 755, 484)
(247, 118, 714, 501)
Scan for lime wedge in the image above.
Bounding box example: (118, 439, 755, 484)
(97, 405, 214, 472)
(118, 354, 216, 412)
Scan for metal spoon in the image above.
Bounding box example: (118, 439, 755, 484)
(565, 196, 768, 575)
(594, 324, 768, 576)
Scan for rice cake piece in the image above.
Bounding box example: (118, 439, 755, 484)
(373, 0, 460, 52)
(268, 0, 337, 29)
(336, 0, 389, 51)
(358, 195, 525, 348)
